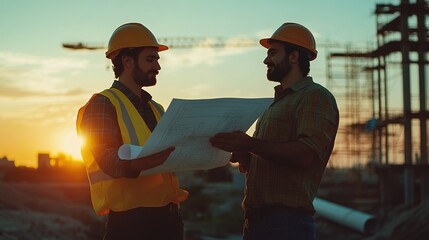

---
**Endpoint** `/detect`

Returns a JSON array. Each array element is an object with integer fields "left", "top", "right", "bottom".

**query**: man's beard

[
  {"left": 267, "top": 60, "right": 291, "bottom": 82},
  {"left": 132, "top": 66, "right": 158, "bottom": 87}
]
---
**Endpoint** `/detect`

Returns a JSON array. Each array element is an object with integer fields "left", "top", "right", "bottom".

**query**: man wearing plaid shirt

[{"left": 210, "top": 23, "right": 339, "bottom": 240}]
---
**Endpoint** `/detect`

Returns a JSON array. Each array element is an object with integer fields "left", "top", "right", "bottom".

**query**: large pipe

[{"left": 313, "top": 197, "right": 379, "bottom": 235}]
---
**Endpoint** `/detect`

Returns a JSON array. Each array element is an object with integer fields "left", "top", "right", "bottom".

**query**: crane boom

[{"left": 62, "top": 38, "right": 344, "bottom": 50}]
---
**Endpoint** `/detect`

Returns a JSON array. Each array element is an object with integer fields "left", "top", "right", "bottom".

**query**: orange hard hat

[
  {"left": 105, "top": 23, "right": 168, "bottom": 60},
  {"left": 260, "top": 22, "right": 317, "bottom": 61}
]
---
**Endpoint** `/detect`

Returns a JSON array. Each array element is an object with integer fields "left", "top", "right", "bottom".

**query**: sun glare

[{"left": 60, "top": 131, "right": 84, "bottom": 160}]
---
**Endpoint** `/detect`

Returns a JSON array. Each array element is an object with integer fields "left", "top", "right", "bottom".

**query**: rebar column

[
  {"left": 400, "top": 0, "right": 414, "bottom": 206},
  {"left": 417, "top": 0, "right": 429, "bottom": 201}
]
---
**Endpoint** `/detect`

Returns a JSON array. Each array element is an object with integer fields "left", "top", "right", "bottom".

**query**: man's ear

[
  {"left": 289, "top": 50, "right": 299, "bottom": 64},
  {"left": 122, "top": 55, "right": 134, "bottom": 70}
]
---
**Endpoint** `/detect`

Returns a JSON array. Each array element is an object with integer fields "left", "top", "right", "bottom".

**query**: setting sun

[{"left": 60, "top": 131, "right": 84, "bottom": 160}]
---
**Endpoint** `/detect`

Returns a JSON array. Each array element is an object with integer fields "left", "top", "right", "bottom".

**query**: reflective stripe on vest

[
  {"left": 84, "top": 89, "right": 158, "bottom": 185},
  {"left": 88, "top": 169, "right": 113, "bottom": 184},
  {"left": 105, "top": 89, "right": 139, "bottom": 145},
  {"left": 102, "top": 89, "right": 140, "bottom": 145},
  {"left": 150, "top": 99, "right": 164, "bottom": 117}
]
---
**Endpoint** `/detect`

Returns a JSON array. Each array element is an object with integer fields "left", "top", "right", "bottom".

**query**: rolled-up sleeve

[{"left": 297, "top": 88, "right": 339, "bottom": 163}]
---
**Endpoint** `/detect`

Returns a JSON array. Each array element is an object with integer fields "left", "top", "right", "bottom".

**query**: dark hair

[
  {"left": 112, "top": 47, "right": 144, "bottom": 78},
  {"left": 283, "top": 43, "right": 310, "bottom": 76}
]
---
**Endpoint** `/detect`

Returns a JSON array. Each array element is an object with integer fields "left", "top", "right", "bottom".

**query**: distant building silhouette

[
  {"left": 0, "top": 156, "right": 15, "bottom": 168},
  {"left": 0, "top": 156, "right": 16, "bottom": 180},
  {"left": 37, "top": 153, "right": 51, "bottom": 170},
  {"left": 37, "top": 152, "right": 73, "bottom": 169}
]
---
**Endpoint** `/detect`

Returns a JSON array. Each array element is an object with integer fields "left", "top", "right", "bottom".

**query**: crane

[
  {"left": 62, "top": 37, "right": 344, "bottom": 51},
  {"left": 62, "top": 42, "right": 105, "bottom": 50},
  {"left": 62, "top": 37, "right": 260, "bottom": 50}
]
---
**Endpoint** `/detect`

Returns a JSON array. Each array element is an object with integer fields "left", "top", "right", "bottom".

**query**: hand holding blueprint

[{"left": 118, "top": 97, "right": 272, "bottom": 175}]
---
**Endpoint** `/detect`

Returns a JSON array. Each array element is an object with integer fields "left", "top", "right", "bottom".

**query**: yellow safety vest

[{"left": 76, "top": 88, "right": 188, "bottom": 216}]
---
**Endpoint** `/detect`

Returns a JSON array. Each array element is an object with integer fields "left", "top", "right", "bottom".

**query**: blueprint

[{"left": 118, "top": 97, "right": 273, "bottom": 175}]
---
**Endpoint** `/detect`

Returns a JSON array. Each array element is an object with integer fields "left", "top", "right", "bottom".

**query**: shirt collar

[
  {"left": 111, "top": 80, "right": 152, "bottom": 103},
  {"left": 274, "top": 76, "right": 313, "bottom": 100}
]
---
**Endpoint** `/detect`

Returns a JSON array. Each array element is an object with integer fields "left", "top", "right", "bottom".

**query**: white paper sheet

[{"left": 118, "top": 97, "right": 272, "bottom": 175}]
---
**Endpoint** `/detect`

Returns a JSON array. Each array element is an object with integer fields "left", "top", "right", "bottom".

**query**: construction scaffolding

[
  {"left": 327, "top": 0, "right": 428, "bottom": 207},
  {"left": 326, "top": 44, "right": 374, "bottom": 168}
]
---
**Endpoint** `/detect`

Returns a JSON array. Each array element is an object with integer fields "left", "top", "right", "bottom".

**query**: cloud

[
  {"left": 255, "top": 29, "right": 273, "bottom": 39},
  {"left": 0, "top": 97, "right": 83, "bottom": 126},
  {"left": 0, "top": 82, "right": 87, "bottom": 98},
  {"left": 0, "top": 52, "right": 88, "bottom": 71},
  {"left": 0, "top": 52, "right": 91, "bottom": 124},
  {"left": 0, "top": 52, "right": 89, "bottom": 94}
]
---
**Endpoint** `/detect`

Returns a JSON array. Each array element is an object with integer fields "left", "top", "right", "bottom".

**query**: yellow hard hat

[
  {"left": 260, "top": 23, "right": 317, "bottom": 61},
  {"left": 105, "top": 23, "right": 168, "bottom": 60}
]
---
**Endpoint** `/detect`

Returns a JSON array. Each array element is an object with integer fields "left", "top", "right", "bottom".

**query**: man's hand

[
  {"left": 231, "top": 151, "right": 251, "bottom": 173},
  {"left": 130, "top": 147, "right": 175, "bottom": 171},
  {"left": 209, "top": 131, "right": 253, "bottom": 152}
]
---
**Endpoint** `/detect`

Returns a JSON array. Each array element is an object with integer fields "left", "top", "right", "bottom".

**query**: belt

[
  {"left": 245, "top": 205, "right": 313, "bottom": 221},
  {"left": 110, "top": 203, "right": 179, "bottom": 215}
]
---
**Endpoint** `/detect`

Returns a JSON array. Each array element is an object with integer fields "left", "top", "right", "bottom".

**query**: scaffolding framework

[
  {"left": 326, "top": 45, "right": 374, "bottom": 168},
  {"left": 327, "top": 0, "right": 429, "bottom": 206}
]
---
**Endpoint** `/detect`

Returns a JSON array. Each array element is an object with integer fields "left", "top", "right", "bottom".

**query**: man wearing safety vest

[
  {"left": 210, "top": 23, "right": 339, "bottom": 239},
  {"left": 76, "top": 23, "right": 188, "bottom": 240}
]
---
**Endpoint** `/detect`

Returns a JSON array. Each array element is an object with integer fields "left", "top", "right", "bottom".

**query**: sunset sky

[{"left": 0, "top": 0, "right": 401, "bottom": 167}]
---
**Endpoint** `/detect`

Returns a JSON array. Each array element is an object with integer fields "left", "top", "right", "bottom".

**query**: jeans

[{"left": 243, "top": 210, "right": 316, "bottom": 240}]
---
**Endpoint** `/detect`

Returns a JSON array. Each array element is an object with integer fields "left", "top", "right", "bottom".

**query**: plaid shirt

[
  {"left": 79, "top": 81, "right": 158, "bottom": 178},
  {"left": 244, "top": 77, "right": 339, "bottom": 214}
]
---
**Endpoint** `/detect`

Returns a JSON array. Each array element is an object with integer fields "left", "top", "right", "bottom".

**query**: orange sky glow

[{"left": 0, "top": 0, "right": 400, "bottom": 168}]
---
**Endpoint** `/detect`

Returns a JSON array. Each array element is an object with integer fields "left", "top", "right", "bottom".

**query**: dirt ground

[
  {"left": 0, "top": 182, "right": 105, "bottom": 240},
  {"left": 1, "top": 182, "right": 429, "bottom": 240}
]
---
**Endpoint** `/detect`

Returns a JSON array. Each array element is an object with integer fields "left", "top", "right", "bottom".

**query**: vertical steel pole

[{"left": 400, "top": 0, "right": 414, "bottom": 206}]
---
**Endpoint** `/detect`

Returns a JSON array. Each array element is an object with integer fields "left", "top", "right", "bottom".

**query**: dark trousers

[
  {"left": 244, "top": 206, "right": 315, "bottom": 240},
  {"left": 104, "top": 203, "right": 183, "bottom": 240}
]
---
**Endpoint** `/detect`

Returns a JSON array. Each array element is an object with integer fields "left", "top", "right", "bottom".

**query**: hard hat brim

[
  {"left": 106, "top": 44, "right": 169, "bottom": 60},
  {"left": 259, "top": 37, "right": 317, "bottom": 61},
  {"left": 158, "top": 44, "right": 169, "bottom": 52},
  {"left": 259, "top": 38, "right": 270, "bottom": 49}
]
